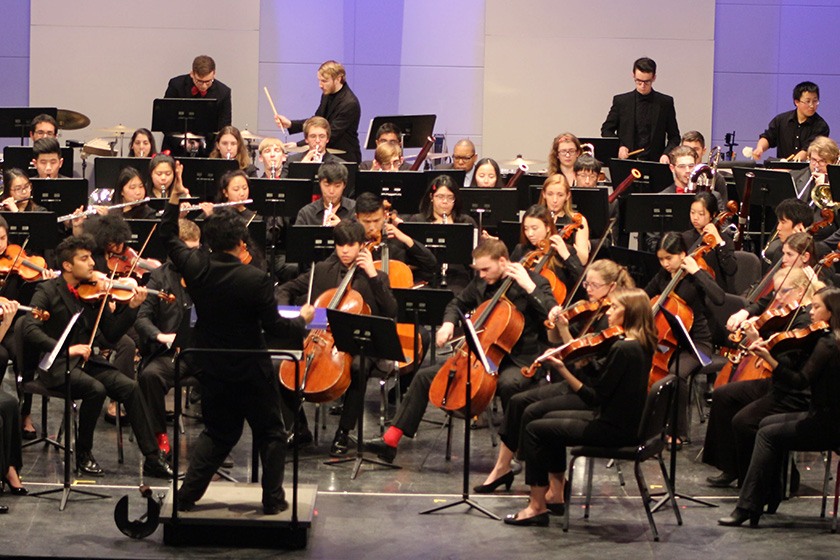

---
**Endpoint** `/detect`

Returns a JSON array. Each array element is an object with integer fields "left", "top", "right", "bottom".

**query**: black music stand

[
  {"left": 324, "top": 309, "right": 405, "bottom": 479},
  {"left": 518, "top": 174, "right": 548, "bottom": 208},
  {"left": 495, "top": 220, "right": 521, "bottom": 253},
  {"left": 571, "top": 187, "right": 611, "bottom": 238},
  {"left": 94, "top": 157, "right": 151, "bottom": 190},
  {"left": 732, "top": 167, "right": 798, "bottom": 250},
  {"left": 420, "top": 308, "right": 500, "bottom": 520},
  {"left": 151, "top": 98, "right": 218, "bottom": 138},
  {"left": 0, "top": 107, "right": 57, "bottom": 144},
  {"left": 354, "top": 170, "right": 426, "bottom": 214},
  {"left": 766, "top": 160, "right": 809, "bottom": 171},
  {"left": 177, "top": 157, "right": 238, "bottom": 201},
  {"left": 285, "top": 225, "right": 335, "bottom": 273},
  {"left": 0, "top": 212, "right": 58, "bottom": 254},
  {"left": 579, "top": 137, "right": 619, "bottom": 161},
  {"left": 364, "top": 115, "right": 437, "bottom": 150},
  {"left": 397, "top": 222, "right": 474, "bottom": 288},
  {"left": 622, "top": 193, "right": 694, "bottom": 237},
  {"left": 125, "top": 219, "right": 166, "bottom": 262},
  {"left": 609, "top": 159, "right": 672, "bottom": 193},
  {"left": 29, "top": 311, "right": 109, "bottom": 510},
  {"left": 426, "top": 169, "right": 466, "bottom": 189},
  {"left": 392, "top": 287, "right": 454, "bottom": 368},
  {"left": 461, "top": 188, "right": 520, "bottom": 229},
  {"left": 650, "top": 307, "right": 717, "bottom": 512},
  {"left": 822, "top": 165, "right": 840, "bottom": 206},
  {"left": 249, "top": 179, "right": 311, "bottom": 219},
  {"left": 288, "top": 162, "right": 358, "bottom": 197},
  {"left": 31, "top": 178, "right": 88, "bottom": 218},
  {"left": 4, "top": 146, "right": 74, "bottom": 178},
  {"left": 607, "top": 246, "right": 660, "bottom": 288}
]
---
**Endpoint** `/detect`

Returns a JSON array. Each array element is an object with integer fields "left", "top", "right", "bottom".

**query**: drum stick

[
  {"left": 263, "top": 87, "right": 286, "bottom": 135},
  {"left": 627, "top": 148, "right": 645, "bottom": 157}
]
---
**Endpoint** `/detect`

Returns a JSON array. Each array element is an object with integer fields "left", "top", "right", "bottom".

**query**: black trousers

[
  {"left": 738, "top": 412, "right": 840, "bottom": 512},
  {"left": 138, "top": 355, "right": 197, "bottom": 435},
  {"left": 702, "top": 379, "right": 808, "bottom": 482},
  {"left": 179, "top": 367, "right": 287, "bottom": 508},
  {"left": 44, "top": 360, "right": 157, "bottom": 456},
  {"left": 671, "top": 344, "right": 712, "bottom": 438},
  {"left": 0, "top": 392, "right": 23, "bottom": 475}
]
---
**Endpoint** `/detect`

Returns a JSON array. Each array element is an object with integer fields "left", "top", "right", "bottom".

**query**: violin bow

[
  {"left": 562, "top": 217, "right": 616, "bottom": 306},
  {"left": 121, "top": 224, "right": 157, "bottom": 279},
  {"left": 86, "top": 266, "right": 121, "bottom": 350},
  {"left": 306, "top": 265, "right": 315, "bottom": 305}
]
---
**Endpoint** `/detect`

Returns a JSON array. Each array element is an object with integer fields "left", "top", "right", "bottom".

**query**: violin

[
  {"left": 0, "top": 299, "right": 49, "bottom": 321},
  {"left": 545, "top": 297, "right": 611, "bottom": 333},
  {"left": 0, "top": 245, "right": 53, "bottom": 282},
  {"left": 714, "top": 200, "right": 739, "bottom": 229},
  {"left": 521, "top": 238, "right": 566, "bottom": 304},
  {"left": 77, "top": 270, "right": 175, "bottom": 303},
  {"left": 278, "top": 242, "right": 375, "bottom": 402},
  {"left": 559, "top": 212, "right": 584, "bottom": 240},
  {"left": 809, "top": 208, "right": 835, "bottom": 236},
  {"left": 521, "top": 326, "right": 624, "bottom": 378},
  {"left": 107, "top": 246, "right": 162, "bottom": 278}
]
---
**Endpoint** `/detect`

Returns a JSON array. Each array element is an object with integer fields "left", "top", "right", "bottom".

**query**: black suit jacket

[
  {"left": 600, "top": 90, "right": 679, "bottom": 161},
  {"left": 164, "top": 74, "right": 232, "bottom": 133},
  {"left": 280, "top": 150, "right": 344, "bottom": 178},
  {"left": 134, "top": 261, "right": 192, "bottom": 361},
  {"left": 289, "top": 83, "right": 362, "bottom": 163},
  {"left": 22, "top": 277, "right": 139, "bottom": 386}
]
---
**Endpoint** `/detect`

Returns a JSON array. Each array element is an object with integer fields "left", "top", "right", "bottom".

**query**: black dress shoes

[
  {"left": 545, "top": 502, "right": 565, "bottom": 516},
  {"left": 143, "top": 452, "right": 175, "bottom": 479},
  {"left": 473, "top": 471, "right": 514, "bottom": 494},
  {"left": 287, "top": 429, "right": 314, "bottom": 449},
  {"left": 21, "top": 428, "right": 37, "bottom": 441},
  {"left": 0, "top": 504, "right": 8, "bottom": 514},
  {"left": 706, "top": 471, "right": 738, "bottom": 488},
  {"left": 329, "top": 429, "right": 350, "bottom": 458},
  {"left": 718, "top": 507, "right": 761, "bottom": 527},
  {"left": 503, "top": 511, "right": 550, "bottom": 527},
  {"left": 263, "top": 499, "right": 289, "bottom": 515},
  {"left": 363, "top": 437, "right": 397, "bottom": 463},
  {"left": 76, "top": 451, "right": 104, "bottom": 476},
  {"left": 1, "top": 479, "right": 28, "bottom": 496}
]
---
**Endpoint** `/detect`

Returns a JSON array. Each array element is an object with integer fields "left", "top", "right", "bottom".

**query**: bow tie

[
  {"left": 67, "top": 283, "right": 80, "bottom": 300},
  {"left": 191, "top": 86, "right": 208, "bottom": 97}
]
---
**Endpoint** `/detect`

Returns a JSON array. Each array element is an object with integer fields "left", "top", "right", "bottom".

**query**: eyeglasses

[
  {"left": 557, "top": 149, "right": 579, "bottom": 156},
  {"left": 11, "top": 183, "right": 32, "bottom": 194},
  {"left": 797, "top": 99, "right": 819, "bottom": 107},
  {"left": 583, "top": 280, "right": 607, "bottom": 290},
  {"left": 675, "top": 163, "right": 695, "bottom": 170},
  {"left": 193, "top": 76, "right": 214, "bottom": 86},
  {"left": 453, "top": 154, "right": 475, "bottom": 162},
  {"left": 433, "top": 194, "right": 455, "bottom": 202},
  {"left": 32, "top": 130, "right": 56, "bottom": 138},
  {"left": 634, "top": 79, "right": 653, "bottom": 86}
]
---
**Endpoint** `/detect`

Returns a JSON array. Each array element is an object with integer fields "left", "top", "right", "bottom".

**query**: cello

[{"left": 278, "top": 244, "right": 373, "bottom": 403}]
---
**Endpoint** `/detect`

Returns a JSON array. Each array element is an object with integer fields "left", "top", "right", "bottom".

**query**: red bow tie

[
  {"left": 67, "top": 283, "right": 80, "bottom": 300},
  {"left": 191, "top": 86, "right": 208, "bottom": 97}
]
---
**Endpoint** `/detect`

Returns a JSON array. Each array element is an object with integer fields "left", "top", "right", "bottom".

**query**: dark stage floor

[{"left": 2, "top": 372, "right": 839, "bottom": 559}]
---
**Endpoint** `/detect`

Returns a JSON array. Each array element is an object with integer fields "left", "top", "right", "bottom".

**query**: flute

[
  {"left": 179, "top": 199, "right": 253, "bottom": 213},
  {"left": 57, "top": 198, "right": 151, "bottom": 223}
]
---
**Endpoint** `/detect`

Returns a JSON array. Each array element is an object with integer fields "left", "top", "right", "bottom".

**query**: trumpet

[
  {"left": 179, "top": 199, "right": 253, "bottom": 213},
  {"left": 57, "top": 198, "right": 151, "bottom": 223}
]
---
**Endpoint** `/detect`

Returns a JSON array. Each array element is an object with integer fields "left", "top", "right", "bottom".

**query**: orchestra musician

[
  {"left": 275, "top": 220, "right": 397, "bottom": 457},
  {"left": 471, "top": 158, "right": 502, "bottom": 188},
  {"left": 209, "top": 125, "right": 258, "bottom": 177},
  {"left": 366, "top": 142, "right": 404, "bottom": 172},
  {"left": 719, "top": 287, "right": 840, "bottom": 527},
  {"left": 537, "top": 174, "right": 590, "bottom": 266},
  {"left": 258, "top": 137, "right": 287, "bottom": 179},
  {"left": 363, "top": 238, "right": 557, "bottom": 464},
  {"left": 512, "top": 204, "right": 581, "bottom": 293},
  {"left": 600, "top": 57, "right": 679, "bottom": 163},
  {"left": 20, "top": 235, "right": 173, "bottom": 478},
  {"left": 683, "top": 191, "right": 738, "bottom": 292},
  {"left": 148, "top": 153, "right": 178, "bottom": 199},
  {"left": 680, "top": 131, "right": 727, "bottom": 209},
  {"left": 358, "top": 123, "right": 411, "bottom": 171},
  {"left": 704, "top": 267, "right": 820, "bottom": 489},
  {"left": 475, "top": 261, "right": 634, "bottom": 495},
  {"left": 504, "top": 288, "right": 656, "bottom": 526},
  {"left": 110, "top": 167, "right": 156, "bottom": 219},
  {"left": 128, "top": 128, "right": 156, "bottom": 158},
  {"left": 572, "top": 154, "right": 602, "bottom": 188},
  {"left": 1, "top": 168, "right": 46, "bottom": 212},
  {"left": 1, "top": 297, "right": 27, "bottom": 511},
  {"left": 280, "top": 117, "right": 344, "bottom": 178},
  {"left": 762, "top": 200, "right": 818, "bottom": 270},
  {"left": 750, "top": 81, "right": 828, "bottom": 162},
  {"left": 435, "top": 139, "right": 477, "bottom": 186},
  {"left": 32, "top": 138, "right": 64, "bottom": 179},
  {"left": 645, "top": 232, "right": 726, "bottom": 444},
  {"left": 295, "top": 161, "right": 355, "bottom": 226},
  {"left": 28, "top": 113, "right": 58, "bottom": 145},
  {"left": 162, "top": 177, "right": 313, "bottom": 515},
  {"left": 273, "top": 60, "right": 362, "bottom": 164},
  {"left": 547, "top": 133, "right": 582, "bottom": 188}
]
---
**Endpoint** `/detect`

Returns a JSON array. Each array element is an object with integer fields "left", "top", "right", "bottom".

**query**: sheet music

[{"left": 38, "top": 310, "right": 82, "bottom": 371}]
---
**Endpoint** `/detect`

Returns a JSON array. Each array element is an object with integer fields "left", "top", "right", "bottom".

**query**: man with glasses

[
  {"left": 358, "top": 123, "right": 411, "bottom": 170},
  {"left": 750, "top": 81, "right": 829, "bottom": 162},
  {"left": 164, "top": 55, "right": 232, "bottom": 156},
  {"left": 280, "top": 117, "right": 344, "bottom": 179},
  {"left": 29, "top": 114, "right": 58, "bottom": 145},
  {"left": 601, "top": 57, "right": 680, "bottom": 164},
  {"left": 436, "top": 139, "right": 478, "bottom": 186}
]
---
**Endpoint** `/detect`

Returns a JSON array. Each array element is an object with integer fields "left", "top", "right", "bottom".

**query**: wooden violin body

[
  {"left": 522, "top": 326, "right": 624, "bottom": 378},
  {"left": 0, "top": 245, "right": 51, "bottom": 282}
]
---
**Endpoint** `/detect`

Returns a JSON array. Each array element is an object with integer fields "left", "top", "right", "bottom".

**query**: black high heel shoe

[
  {"left": 718, "top": 507, "right": 761, "bottom": 527},
  {"left": 0, "top": 477, "right": 28, "bottom": 496},
  {"left": 765, "top": 496, "right": 782, "bottom": 514},
  {"left": 473, "top": 471, "right": 514, "bottom": 494}
]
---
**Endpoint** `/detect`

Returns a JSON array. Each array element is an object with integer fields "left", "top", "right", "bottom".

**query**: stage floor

[{"left": 2, "top": 375, "right": 839, "bottom": 559}]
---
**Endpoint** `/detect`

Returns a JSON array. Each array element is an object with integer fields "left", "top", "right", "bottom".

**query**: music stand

[
  {"left": 518, "top": 174, "right": 549, "bottom": 208},
  {"left": 398, "top": 222, "right": 474, "bottom": 288},
  {"left": 151, "top": 98, "right": 218, "bottom": 137},
  {"left": 732, "top": 167, "right": 798, "bottom": 249},
  {"left": 249, "top": 179, "right": 311, "bottom": 219},
  {"left": 285, "top": 225, "right": 335, "bottom": 267},
  {"left": 94, "top": 156, "right": 151, "bottom": 190},
  {"left": 607, "top": 246, "right": 661, "bottom": 288},
  {"left": 823, "top": 165, "right": 840, "bottom": 205},
  {"left": 364, "top": 115, "right": 437, "bottom": 150},
  {"left": 496, "top": 220, "right": 521, "bottom": 253},
  {"left": 0, "top": 212, "right": 59, "bottom": 255},
  {"left": 460, "top": 188, "right": 520, "bottom": 228},
  {"left": 579, "top": 137, "right": 619, "bottom": 161},
  {"left": 571, "top": 187, "right": 610, "bottom": 238},
  {"left": 426, "top": 169, "right": 466, "bottom": 190},
  {"left": 766, "top": 160, "right": 809, "bottom": 171},
  {"left": 420, "top": 308, "right": 500, "bottom": 520},
  {"left": 622, "top": 193, "right": 694, "bottom": 236},
  {"left": 324, "top": 309, "right": 405, "bottom": 479},
  {"left": 31, "top": 178, "right": 88, "bottom": 218},
  {"left": 608, "top": 159, "right": 673, "bottom": 193},
  {"left": 177, "top": 157, "right": 238, "bottom": 201},
  {"left": 125, "top": 219, "right": 166, "bottom": 262},
  {"left": 0, "top": 107, "right": 57, "bottom": 144},
  {"left": 4, "top": 146, "right": 74, "bottom": 178},
  {"left": 354, "top": 171, "right": 426, "bottom": 215},
  {"left": 392, "top": 287, "right": 454, "bottom": 368},
  {"left": 650, "top": 306, "right": 717, "bottom": 511}
]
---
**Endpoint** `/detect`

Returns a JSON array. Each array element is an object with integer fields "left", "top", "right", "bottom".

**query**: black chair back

[
  {"left": 732, "top": 251, "right": 762, "bottom": 296},
  {"left": 637, "top": 375, "right": 676, "bottom": 444}
]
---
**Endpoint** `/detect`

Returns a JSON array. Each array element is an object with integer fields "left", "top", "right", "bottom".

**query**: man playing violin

[
  {"left": 295, "top": 161, "right": 355, "bottom": 227},
  {"left": 275, "top": 220, "right": 397, "bottom": 457},
  {"left": 20, "top": 235, "right": 174, "bottom": 478},
  {"left": 364, "top": 238, "right": 557, "bottom": 464}
]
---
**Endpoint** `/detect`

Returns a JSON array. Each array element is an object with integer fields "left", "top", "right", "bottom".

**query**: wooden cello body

[{"left": 374, "top": 244, "right": 423, "bottom": 375}]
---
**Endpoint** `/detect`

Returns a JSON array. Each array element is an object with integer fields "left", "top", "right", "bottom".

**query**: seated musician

[
  {"left": 538, "top": 174, "right": 590, "bottom": 266},
  {"left": 128, "top": 128, "right": 156, "bottom": 158},
  {"left": 548, "top": 132, "right": 582, "bottom": 188},
  {"left": 358, "top": 122, "right": 411, "bottom": 171},
  {"left": 704, "top": 267, "right": 820, "bottom": 489},
  {"left": 435, "top": 139, "right": 477, "bottom": 186},
  {"left": 476, "top": 260, "right": 634, "bottom": 494},
  {"left": 512, "top": 204, "right": 581, "bottom": 296},
  {"left": 199, "top": 169, "right": 257, "bottom": 222},
  {"left": 29, "top": 113, "right": 58, "bottom": 145},
  {"left": 645, "top": 232, "right": 726, "bottom": 444},
  {"left": 762, "top": 198, "right": 814, "bottom": 265},
  {"left": 363, "top": 238, "right": 557, "bottom": 463},
  {"left": 504, "top": 288, "right": 657, "bottom": 526},
  {"left": 209, "top": 125, "right": 257, "bottom": 177},
  {"left": 295, "top": 161, "right": 355, "bottom": 226},
  {"left": 1, "top": 168, "right": 46, "bottom": 212},
  {"left": 275, "top": 220, "right": 398, "bottom": 457},
  {"left": 749, "top": 81, "right": 827, "bottom": 163},
  {"left": 572, "top": 154, "right": 602, "bottom": 188},
  {"left": 110, "top": 167, "right": 156, "bottom": 219},
  {"left": 32, "top": 137, "right": 65, "bottom": 179},
  {"left": 792, "top": 136, "right": 838, "bottom": 200},
  {"left": 136, "top": 219, "right": 201, "bottom": 458},
  {"left": 20, "top": 235, "right": 173, "bottom": 478},
  {"left": 680, "top": 130, "right": 727, "bottom": 209},
  {"left": 719, "top": 287, "right": 840, "bottom": 527},
  {"left": 368, "top": 142, "right": 404, "bottom": 172},
  {"left": 258, "top": 137, "right": 287, "bottom": 179},
  {"left": 280, "top": 117, "right": 344, "bottom": 178},
  {"left": 683, "top": 192, "right": 737, "bottom": 292},
  {"left": 148, "top": 153, "right": 178, "bottom": 199},
  {"left": 406, "top": 174, "right": 477, "bottom": 293},
  {"left": 471, "top": 158, "right": 502, "bottom": 188}
]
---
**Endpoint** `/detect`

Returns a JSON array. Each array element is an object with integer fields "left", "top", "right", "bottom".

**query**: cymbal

[
  {"left": 171, "top": 132, "right": 205, "bottom": 140},
  {"left": 57, "top": 109, "right": 90, "bottom": 130},
  {"left": 287, "top": 145, "right": 346, "bottom": 155},
  {"left": 240, "top": 129, "right": 262, "bottom": 141},
  {"left": 426, "top": 152, "right": 450, "bottom": 160},
  {"left": 500, "top": 156, "right": 545, "bottom": 168},
  {"left": 100, "top": 124, "right": 134, "bottom": 135},
  {"left": 82, "top": 138, "right": 116, "bottom": 157}
]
